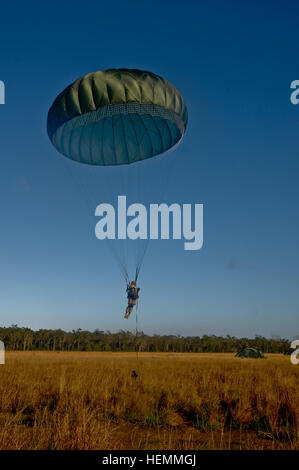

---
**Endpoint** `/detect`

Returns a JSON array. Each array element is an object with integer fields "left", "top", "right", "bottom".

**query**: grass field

[{"left": 0, "top": 352, "right": 298, "bottom": 450}]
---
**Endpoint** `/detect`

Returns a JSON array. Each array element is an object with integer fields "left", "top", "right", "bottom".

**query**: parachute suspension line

[
  {"left": 124, "top": 164, "right": 129, "bottom": 278},
  {"left": 118, "top": 162, "right": 129, "bottom": 280},
  {"left": 106, "top": 239, "right": 129, "bottom": 283},
  {"left": 60, "top": 156, "right": 130, "bottom": 283},
  {"left": 132, "top": 150, "right": 179, "bottom": 282},
  {"left": 135, "top": 159, "right": 143, "bottom": 276},
  {"left": 61, "top": 155, "right": 95, "bottom": 219}
]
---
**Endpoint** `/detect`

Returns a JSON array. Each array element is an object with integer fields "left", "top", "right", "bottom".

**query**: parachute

[
  {"left": 47, "top": 69, "right": 187, "bottom": 166},
  {"left": 235, "top": 347, "right": 264, "bottom": 358},
  {"left": 47, "top": 68, "right": 188, "bottom": 285}
]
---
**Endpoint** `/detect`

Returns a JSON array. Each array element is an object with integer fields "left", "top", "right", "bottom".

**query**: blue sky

[{"left": 0, "top": 0, "right": 298, "bottom": 338}]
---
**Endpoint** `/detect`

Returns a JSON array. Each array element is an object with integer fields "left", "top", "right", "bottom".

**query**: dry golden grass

[{"left": 0, "top": 352, "right": 298, "bottom": 450}]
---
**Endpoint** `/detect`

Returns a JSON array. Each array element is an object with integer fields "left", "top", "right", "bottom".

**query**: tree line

[{"left": 0, "top": 325, "right": 292, "bottom": 353}]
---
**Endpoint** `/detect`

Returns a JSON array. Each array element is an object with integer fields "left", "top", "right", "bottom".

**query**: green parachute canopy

[
  {"left": 235, "top": 347, "right": 264, "bottom": 358},
  {"left": 47, "top": 68, "right": 188, "bottom": 165}
]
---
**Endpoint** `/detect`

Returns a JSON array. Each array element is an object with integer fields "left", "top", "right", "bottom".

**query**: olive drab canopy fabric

[
  {"left": 47, "top": 69, "right": 188, "bottom": 165},
  {"left": 236, "top": 347, "right": 264, "bottom": 358}
]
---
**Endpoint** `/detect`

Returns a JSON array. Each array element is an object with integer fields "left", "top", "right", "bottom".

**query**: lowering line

[{"left": 135, "top": 299, "right": 139, "bottom": 363}]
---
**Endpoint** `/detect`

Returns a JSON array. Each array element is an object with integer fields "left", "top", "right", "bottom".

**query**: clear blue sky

[{"left": 0, "top": 0, "right": 298, "bottom": 338}]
